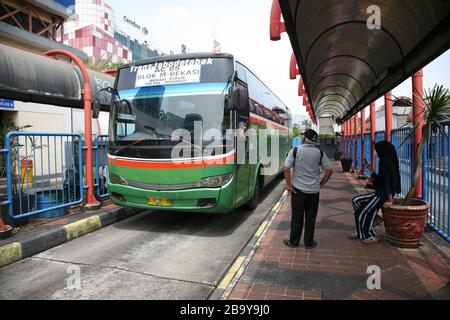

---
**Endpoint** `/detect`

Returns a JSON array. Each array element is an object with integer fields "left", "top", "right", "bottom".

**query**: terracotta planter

[
  {"left": 340, "top": 159, "right": 352, "bottom": 172},
  {"left": 382, "top": 199, "right": 429, "bottom": 249}
]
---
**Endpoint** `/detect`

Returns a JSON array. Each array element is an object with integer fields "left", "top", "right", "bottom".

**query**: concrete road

[{"left": 0, "top": 180, "right": 285, "bottom": 300}]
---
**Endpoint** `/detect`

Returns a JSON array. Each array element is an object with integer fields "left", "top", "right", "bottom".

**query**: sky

[{"left": 106, "top": 0, "right": 450, "bottom": 121}]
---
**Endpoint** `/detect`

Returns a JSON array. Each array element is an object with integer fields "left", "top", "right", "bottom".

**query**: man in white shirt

[{"left": 283, "top": 129, "right": 334, "bottom": 249}]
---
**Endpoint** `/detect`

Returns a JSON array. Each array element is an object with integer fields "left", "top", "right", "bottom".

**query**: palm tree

[
  {"left": 302, "top": 119, "right": 312, "bottom": 130},
  {"left": 83, "top": 57, "right": 124, "bottom": 72},
  {"left": 399, "top": 85, "right": 450, "bottom": 205}
]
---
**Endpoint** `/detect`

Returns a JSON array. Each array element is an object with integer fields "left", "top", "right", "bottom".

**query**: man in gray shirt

[{"left": 283, "top": 129, "right": 334, "bottom": 249}]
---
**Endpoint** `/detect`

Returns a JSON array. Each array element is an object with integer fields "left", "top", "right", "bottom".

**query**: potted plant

[
  {"left": 382, "top": 85, "right": 450, "bottom": 248},
  {"left": 340, "top": 156, "right": 353, "bottom": 172},
  {"left": 334, "top": 150, "right": 343, "bottom": 161},
  {"left": 337, "top": 134, "right": 353, "bottom": 171}
]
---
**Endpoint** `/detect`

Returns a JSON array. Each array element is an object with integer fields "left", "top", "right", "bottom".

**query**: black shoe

[
  {"left": 305, "top": 241, "right": 317, "bottom": 249},
  {"left": 283, "top": 239, "right": 298, "bottom": 248}
]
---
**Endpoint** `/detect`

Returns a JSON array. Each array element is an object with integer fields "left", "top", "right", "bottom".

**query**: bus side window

[
  {"left": 117, "top": 123, "right": 125, "bottom": 139},
  {"left": 116, "top": 99, "right": 137, "bottom": 138},
  {"left": 116, "top": 122, "right": 136, "bottom": 139},
  {"left": 235, "top": 62, "right": 247, "bottom": 83},
  {"left": 126, "top": 124, "right": 136, "bottom": 135}
]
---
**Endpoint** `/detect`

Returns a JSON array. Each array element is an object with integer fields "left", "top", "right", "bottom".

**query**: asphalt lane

[{"left": 0, "top": 179, "right": 285, "bottom": 300}]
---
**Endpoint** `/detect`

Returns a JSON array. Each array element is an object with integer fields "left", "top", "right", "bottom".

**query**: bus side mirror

[
  {"left": 232, "top": 87, "right": 241, "bottom": 111},
  {"left": 93, "top": 87, "right": 114, "bottom": 119},
  {"left": 235, "top": 86, "right": 250, "bottom": 117}
]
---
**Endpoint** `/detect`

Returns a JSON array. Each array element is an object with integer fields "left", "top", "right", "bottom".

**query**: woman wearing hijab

[{"left": 350, "top": 141, "right": 402, "bottom": 244}]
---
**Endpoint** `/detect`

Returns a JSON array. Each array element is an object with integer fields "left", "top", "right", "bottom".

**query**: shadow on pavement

[{"left": 112, "top": 178, "right": 285, "bottom": 238}]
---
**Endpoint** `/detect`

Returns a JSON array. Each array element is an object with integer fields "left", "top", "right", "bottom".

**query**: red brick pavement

[
  {"left": 226, "top": 163, "right": 450, "bottom": 300},
  {"left": 229, "top": 282, "right": 323, "bottom": 301}
]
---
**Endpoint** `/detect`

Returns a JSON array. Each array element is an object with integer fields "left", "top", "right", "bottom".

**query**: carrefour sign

[{"left": 123, "top": 16, "right": 149, "bottom": 35}]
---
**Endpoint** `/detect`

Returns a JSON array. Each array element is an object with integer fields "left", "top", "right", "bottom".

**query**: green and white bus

[{"left": 105, "top": 53, "right": 292, "bottom": 213}]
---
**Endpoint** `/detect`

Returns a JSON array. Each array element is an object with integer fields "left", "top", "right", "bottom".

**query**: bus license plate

[{"left": 148, "top": 198, "right": 173, "bottom": 207}]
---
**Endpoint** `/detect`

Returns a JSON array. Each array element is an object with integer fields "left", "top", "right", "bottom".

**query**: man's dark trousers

[{"left": 290, "top": 188, "right": 320, "bottom": 247}]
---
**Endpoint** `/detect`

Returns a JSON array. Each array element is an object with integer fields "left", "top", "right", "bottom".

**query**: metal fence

[
  {"left": 94, "top": 135, "right": 109, "bottom": 198},
  {"left": 356, "top": 135, "right": 362, "bottom": 169},
  {"left": 3, "top": 132, "right": 84, "bottom": 220},
  {"left": 348, "top": 126, "right": 450, "bottom": 243},
  {"left": 363, "top": 133, "right": 371, "bottom": 176},
  {"left": 391, "top": 127, "right": 413, "bottom": 197},
  {"left": 374, "top": 131, "right": 385, "bottom": 174},
  {"left": 0, "top": 147, "right": 9, "bottom": 217},
  {"left": 424, "top": 123, "right": 450, "bottom": 242},
  {"left": 346, "top": 137, "right": 352, "bottom": 159},
  {"left": 0, "top": 148, "right": 6, "bottom": 179}
]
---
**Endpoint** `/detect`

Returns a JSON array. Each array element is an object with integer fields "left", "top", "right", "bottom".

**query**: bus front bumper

[{"left": 107, "top": 178, "right": 236, "bottom": 214}]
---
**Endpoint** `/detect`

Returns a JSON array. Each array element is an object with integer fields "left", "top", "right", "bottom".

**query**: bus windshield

[
  {"left": 112, "top": 87, "right": 230, "bottom": 143},
  {"left": 109, "top": 56, "right": 234, "bottom": 158}
]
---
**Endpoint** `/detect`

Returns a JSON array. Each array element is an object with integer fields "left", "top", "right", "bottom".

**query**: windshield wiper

[
  {"left": 114, "top": 139, "right": 149, "bottom": 156},
  {"left": 222, "top": 72, "right": 235, "bottom": 97},
  {"left": 144, "top": 126, "right": 203, "bottom": 151}
]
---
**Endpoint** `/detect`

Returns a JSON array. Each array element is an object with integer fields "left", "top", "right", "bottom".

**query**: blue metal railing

[
  {"left": 351, "top": 125, "right": 449, "bottom": 243},
  {"left": 4, "top": 132, "right": 84, "bottom": 219},
  {"left": 0, "top": 148, "right": 11, "bottom": 215},
  {"left": 346, "top": 137, "right": 351, "bottom": 158},
  {"left": 356, "top": 135, "right": 362, "bottom": 169},
  {"left": 373, "top": 131, "right": 385, "bottom": 174},
  {"left": 94, "top": 134, "right": 109, "bottom": 198},
  {"left": 423, "top": 124, "right": 450, "bottom": 242},
  {"left": 363, "top": 133, "right": 371, "bottom": 176},
  {"left": 391, "top": 127, "right": 413, "bottom": 197}
]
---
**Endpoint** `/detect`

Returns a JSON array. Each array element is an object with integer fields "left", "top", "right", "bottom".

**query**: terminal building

[
  {"left": 0, "top": 0, "right": 161, "bottom": 146},
  {"left": 0, "top": 0, "right": 82, "bottom": 57},
  {"left": 0, "top": 0, "right": 114, "bottom": 157},
  {"left": 0, "top": 0, "right": 94, "bottom": 136},
  {"left": 61, "top": 0, "right": 160, "bottom": 64}
]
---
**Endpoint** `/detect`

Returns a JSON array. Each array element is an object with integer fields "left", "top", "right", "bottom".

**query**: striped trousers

[{"left": 352, "top": 193, "right": 385, "bottom": 240}]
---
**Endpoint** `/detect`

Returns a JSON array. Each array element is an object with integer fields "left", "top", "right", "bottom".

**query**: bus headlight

[
  {"left": 109, "top": 172, "right": 128, "bottom": 186},
  {"left": 198, "top": 174, "right": 233, "bottom": 188}
]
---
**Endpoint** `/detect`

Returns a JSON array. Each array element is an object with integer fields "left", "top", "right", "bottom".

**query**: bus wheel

[{"left": 246, "top": 174, "right": 261, "bottom": 211}]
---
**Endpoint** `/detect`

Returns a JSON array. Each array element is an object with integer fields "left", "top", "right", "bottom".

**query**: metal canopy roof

[
  {"left": 0, "top": 43, "right": 114, "bottom": 111},
  {"left": 279, "top": 0, "right": 450, "bottom": 124}
]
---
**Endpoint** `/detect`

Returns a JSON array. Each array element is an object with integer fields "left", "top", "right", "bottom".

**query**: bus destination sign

[{"left": 132, "top": 58, "right": 214, "bottom": 87}]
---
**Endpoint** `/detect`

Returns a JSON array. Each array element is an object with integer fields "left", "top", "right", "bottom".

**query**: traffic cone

[{"left": 0, "top": 206, "right": 12, "bottom": 240}]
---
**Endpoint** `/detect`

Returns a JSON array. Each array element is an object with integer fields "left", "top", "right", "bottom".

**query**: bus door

[{"left": 234, "top": 81, "right": 250, "bottom": 206}]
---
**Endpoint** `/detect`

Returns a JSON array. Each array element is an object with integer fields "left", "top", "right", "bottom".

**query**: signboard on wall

[
  {"left": 0, "top": 99, "right": 14, "bottom": 109},
  {"left": 54, "top": 0, "right": 75, "bottom": 7}
]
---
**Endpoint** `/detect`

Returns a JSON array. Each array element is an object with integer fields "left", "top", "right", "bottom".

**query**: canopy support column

[
  {"left": 44, "top": 50, "right": 101, "bottom": 211},
  {"left": 413, "top": 69, "right": 424, "bottom": 198},
  {"left": 385, "top": 91, "right": 393, "bottom": 142},
  {"left": 361, "top": 108, "right": 366, "bottom": 170},
  {"left": 370, "top": 102, "right": 376, "bottom": 171},
  {"left": 355, "top": 117, "right": 358, "bottom": 164},
  {"left": 342, "top": 123, "right": 346, "bottom": 156}
]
